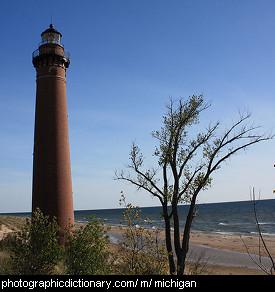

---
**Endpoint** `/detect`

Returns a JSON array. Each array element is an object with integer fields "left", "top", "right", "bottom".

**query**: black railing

[{"left": 32, "top": 48, "right": 70, "bottom": 62}]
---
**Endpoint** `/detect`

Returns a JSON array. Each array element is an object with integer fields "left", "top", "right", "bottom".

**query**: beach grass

[{"left": 0, "top": 215, "right": 25, "bottom": 231}]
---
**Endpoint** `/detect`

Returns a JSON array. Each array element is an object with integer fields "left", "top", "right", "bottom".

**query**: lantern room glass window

[{"left": 41, "top": 32, "right": 61, "bottom": 45}]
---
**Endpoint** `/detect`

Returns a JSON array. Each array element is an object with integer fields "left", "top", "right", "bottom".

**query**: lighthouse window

[
  {"left": 48, "top": 34, "right": 54, "bottom": 43},
  {"left": 42, "top": 33, "right": 61, "bottom": 45}
]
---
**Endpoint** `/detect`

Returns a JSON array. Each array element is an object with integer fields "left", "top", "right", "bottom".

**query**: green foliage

[
  {"left": 0, "top": 212, "right": 112, "bottom": 275},
  {"left": 152, "top": 95, "right": 206, "bottom": 166},
  {"left": 118, "top": 193, "right": 169, "bottom": 275},
  {"left": 0, "top": 234, "right": 14, "bottom": 275},
  {"left": 63, "top": 216, "right": 112, "bottom": 275},
  {"left": 9, "top": 208, "right": 62, "bottom": 275},
  {"left": 116, "top": 95, "right": 272, "bottom": 274}
]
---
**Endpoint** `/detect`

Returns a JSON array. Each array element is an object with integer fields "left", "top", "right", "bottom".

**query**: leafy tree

[
  {"left": 9, "top": 208, "right": 62, "bottom": 275},
  {"left": 115, "top": 95, "right": 273, "bottom": 274},
  {"left": 63, "top": 216, "right": 111, "bottom": 275},
  {"left": 117, "top": 193, "right": 169, "bottom": 274}
]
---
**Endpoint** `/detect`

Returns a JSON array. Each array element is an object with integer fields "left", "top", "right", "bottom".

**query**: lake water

[
  {"left": 74, "top": 199, "right": 275, "bottom": 237},
  {"left": 3, "top": 199, "right": 275, "bottom": 237}
]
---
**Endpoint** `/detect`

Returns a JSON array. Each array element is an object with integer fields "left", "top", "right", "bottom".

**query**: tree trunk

[
  {"left": 172, "top": 199, "right": 184, "bottom": 274},
  {"left": 162, "top": 203, "right": 176, "bottom": 274},
  {"left": 179, "top": 194, "right": 197, "bottom": 274}
]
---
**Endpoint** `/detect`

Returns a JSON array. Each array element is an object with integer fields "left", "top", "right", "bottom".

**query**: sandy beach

[
  {"left": 107, "top": 225, "right": 275, "bottom": 275},
  {"left": 1, "top": 217, "right": 274, "bottom": 275}
]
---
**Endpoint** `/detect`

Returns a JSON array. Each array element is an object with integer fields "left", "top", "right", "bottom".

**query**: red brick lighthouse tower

[{"left": 32, "top": 24, "right": 74, "bottom": 243}]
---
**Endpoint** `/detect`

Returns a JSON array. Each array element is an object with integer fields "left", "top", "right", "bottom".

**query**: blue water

[
  {"left": 74, "top": 199, "right": 275, "bottom": 237},
  {"left": 2, "top": 199, "right": 275, "bottom": 237}
]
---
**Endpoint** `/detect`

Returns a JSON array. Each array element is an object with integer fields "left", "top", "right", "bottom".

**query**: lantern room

[{"left": 41, "top": 24, "right": 63, "bottom": 46}]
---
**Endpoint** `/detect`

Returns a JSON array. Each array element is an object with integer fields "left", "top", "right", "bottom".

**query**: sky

[{"left": 0, "top": 0, "right": 274, "bottom": 212}]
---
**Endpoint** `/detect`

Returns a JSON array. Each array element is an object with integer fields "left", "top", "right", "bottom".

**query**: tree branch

[
  {"left": 178, "top": 122, "right": 219, "bottom": 180},
  {"left": 114, "top": 170, "right": 164, "bottom": 203}
]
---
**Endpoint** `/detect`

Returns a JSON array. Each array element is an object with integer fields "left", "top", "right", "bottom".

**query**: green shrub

[
  {"left": 9, "top": 208, "right": 62, "bottom": 275},
  {"left": 63, "top": 216, "right": 112, "bottom": 275},
  {"left": 117, "top": 194, "right": 169, "bottom": 275},
  {"left": 0, "top": 251, "right": 13, "bottom": 275},
  {"left": 0, "top": 233, "right": 15, "bottom": 252}
]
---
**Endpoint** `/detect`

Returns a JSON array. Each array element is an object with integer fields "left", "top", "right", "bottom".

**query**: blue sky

[{"left": 0, "top": 0, "right": 274, "bottom": 212}]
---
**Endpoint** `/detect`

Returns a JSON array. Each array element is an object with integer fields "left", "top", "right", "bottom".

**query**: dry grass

[{"left": 0, "top": 215, "right": 26, "bottom": 231}]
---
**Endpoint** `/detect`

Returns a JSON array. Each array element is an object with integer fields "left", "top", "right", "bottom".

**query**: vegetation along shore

[{"left": 0, "top": 213, "right": 274, "bottom": 275}]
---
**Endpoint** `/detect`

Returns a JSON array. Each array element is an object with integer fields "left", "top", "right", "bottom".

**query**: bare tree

[
  {"left": 241, "top": 188, "right": 275, "bottom": 275},
  {"left": 115, "top": 95, "right": 273, "bottom": 275}
]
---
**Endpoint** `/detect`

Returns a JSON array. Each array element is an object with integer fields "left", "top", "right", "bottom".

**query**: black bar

[{"left": 0, "top": 275, "right": 273, "bottom": 291}]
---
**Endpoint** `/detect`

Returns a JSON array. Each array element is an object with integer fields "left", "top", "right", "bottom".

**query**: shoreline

[
  {"left": 106, "top": 224, "right": 275, "bottom": 274},
  {"left": 1, "top": 217, "right": 274, "bottom": 274},
  {"left": 105, "top": 224, "right": 275, "bottom": 257}
]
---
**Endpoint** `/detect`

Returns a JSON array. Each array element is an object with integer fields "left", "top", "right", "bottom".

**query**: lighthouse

[{"left": 32, "top": 24, "right": 74, "bottom": 244}]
